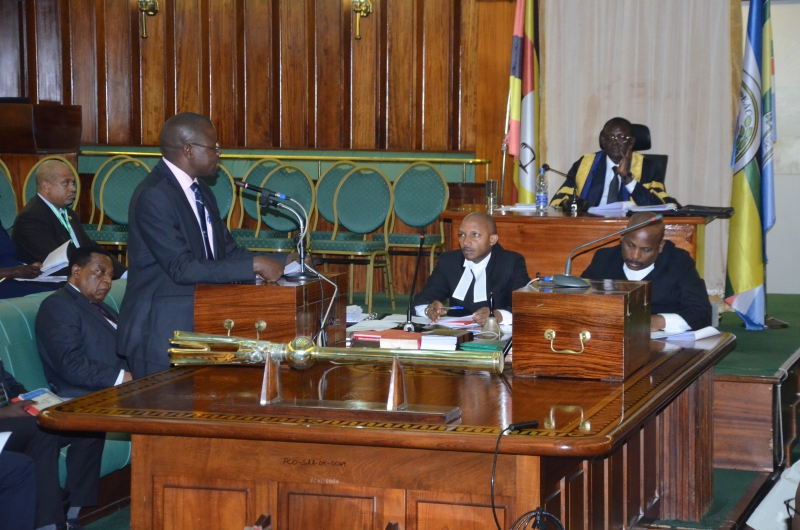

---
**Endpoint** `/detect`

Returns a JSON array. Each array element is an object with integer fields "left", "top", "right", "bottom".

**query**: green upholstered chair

[
  {"left": 23, "top": 156, "right": 82, "bottom": 211},
  {"left": 82, "top": 155, "right": 135, "bottom": 242},
  {"left": 309, "top": 166, "right": 396, "bottom": 313},
  {"left": 234, "top": 164, "right": 315, "bottom": 252},
  {"left": 231, "top": 158, "right": 286, "bottom": 244},
  {"left": 0, "top": 159, "right": 17, "bottom": 229},
  {"left": 199, "top": 163, "right": 236, "bottom": 230},
  {"left": 310, "top": 161, "right": 362, "bottom": 242},
  {"left": 381, "top": 162, "right": 449, "bottom": 273},
  {"left": 89, "top": 158, "right": 151, "bottom": 246}
]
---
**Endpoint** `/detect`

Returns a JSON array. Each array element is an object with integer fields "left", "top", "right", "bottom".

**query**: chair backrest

[
  {"left": 392, "top": 162, "right": 449, "bottom": 229},
  {"left": 238, "top": 159, "right": 281, "bottom": 228},
  {"left": 0, "top": 159, "right": 17, "bottom": 229},
  {"left": 314, "top": 161, "right": 356, "bottom": 229},
  {"left": 333, "top": 167, "right": 393, "bottom": 238},
  {"left": 23, "top": 156, "right": 82, "bottom": 210},
  {"left": 199, "top": 164, "right": 236, "bottom": 229},
  {"left": 258, "top": 165, "right": 315, "bottom": 233},
  {"left": 642, "top": 154, "right": 668, "bottom": 184},
  {"left": 98, "top": 159, "right": 151, "bottom": 227},
  {"left": 88, "top": 155, "right": 135, "bottom": 224}
]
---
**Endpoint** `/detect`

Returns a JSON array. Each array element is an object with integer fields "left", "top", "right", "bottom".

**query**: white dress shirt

[
  {"left": 623, "top": 263, "right": 690, "bottom": 333},
  {"left": 599, "top": 156, "right": 638, "bottom": 205},
  {"left": 163, "top": 158, "right": 215, "bottom": 258}
]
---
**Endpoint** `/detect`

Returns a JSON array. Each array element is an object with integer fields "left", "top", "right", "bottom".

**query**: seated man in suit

[
  {"left": 0, "top": 357, "right": 99, "bottom": 530},
  {"left": 412, "top": 212, "right": 530, "bottom": 325},
  {"left": 581, "top": 212, "right": 712, "bottom": 332},
  {"left": 12, "top": 160, "right": 127, "bottom": 279},
  {"left": 0, "top": 217, "right": 62, "bottom": 300},
  {"left": 36, "top": 247, "right": 131, "bottom": 398},
  {"left": 550, "top": 117, "right": 678, "bottom": 209},
  {"left": 0, "top": 452, "right": 36, "bottom": 530}
]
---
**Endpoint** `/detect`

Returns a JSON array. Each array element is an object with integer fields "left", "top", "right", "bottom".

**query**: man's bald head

[
  {"left": 35, "top": 160, "right": 76, "bottom": 208},
  {"left": 35, "top": 160, "right": 72, "bottom": 189},
  {"left": 159, "top": 113, "right": 214, "bottom": 160},
  {"left": 620, "top": 212, "right": 666, "bottom": 270},
  {"left": 462, "top": 212, "right": 497, "bottom": 235}
]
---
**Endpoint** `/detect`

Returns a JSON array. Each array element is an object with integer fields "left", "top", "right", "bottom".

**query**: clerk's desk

[
  {"left": 440, "top": 208, "right": 708, "bottom": 277},
  {"left": 40, "top": 335, "right": 734, "bottom": 530}
]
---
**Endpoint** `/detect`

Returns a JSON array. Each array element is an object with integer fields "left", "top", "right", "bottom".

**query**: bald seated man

[
  {"left": 12, "top": 159, "right": 127, "bottom": 279},
  {"left": 412, "top": 212, "right": 531, "bottom": 325},
  {"left": 581, "top": 212, "right": 712, "bottom": 332},
  {"left": 117, "top": 112, "right": 293, "bottom": 378}
]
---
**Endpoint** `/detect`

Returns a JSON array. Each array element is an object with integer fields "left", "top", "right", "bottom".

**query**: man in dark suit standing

[
  {"left": 413, "top": 212, "right": 530, "bottom": 325},
  {"left": 36, "top": 247, "right": 131, "bottom": 398},
  {"left": 117, "top": 112, "right": 287, "bottom": 378},
  {"left": 581, "top": 212, "right": 712, "bottom": 332},
  {"left": 12, "top": 160, "right": 127, "bottom": 279}
]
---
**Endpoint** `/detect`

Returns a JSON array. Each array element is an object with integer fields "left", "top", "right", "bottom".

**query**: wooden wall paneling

[
  {"left": 642, "top": 415, "right": 660, "bottom": 518},
  {"left": 713, "top": 379, "right": 774, "bottom": 471},
  {"left": 281, "top": 483, "right": 381, "bottom": 530},
  {"left": 384, "top": 0, "right": 414, "bottom": 150},
  {"left": 65, "top": 0, "right": 98, "bottom": 143},
  {"left": 420, "top": 0, "right": 453, "bottom": 151},
  {"left": 173, "top": 0, "right": 204, "bottom": 117},
  {"left": 625, "top": 430, "right": 642, "bottom": 527},
  {"left": 27, "top": 0, "right": 63, "bottom": 103},
  {"left": 0, "top": 0, "right": 24, "bottom": 97},
  {"left": 458, "top": 0, "right": 477, "bottom": 152},
  {"left": 99, "top": 0, "right": 135, "bottom": 145},
  {"left": 350, "top": 0, "right": 379, "bottom": 149},
  {"left": 208, "top": 0, "right": 238, "bottom": 145},
  {"left": 139, "top": 0, "right": 169, "bottom": 144},
  {"left": 243, "top": 0, "right": 274, "bottom": 148},
  {"left": 279, "top": 0, "right": 309, "bottom": 147},
  {"left": 475, "top": 1, "right": 515, "bottom": 189},
  {"left": 313, "top": 0, "right": 345, "bottom": 148},
  {"left": 407, "top": 490, "right": 515, "bottom": 530}
]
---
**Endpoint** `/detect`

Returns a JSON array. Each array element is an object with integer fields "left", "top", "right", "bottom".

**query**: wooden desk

[
  {"left": 440, "top": 209, "right": 708, "bottom": 278},
  {"left": 40, "top": 335, "right": 735, "bottom": 530}
]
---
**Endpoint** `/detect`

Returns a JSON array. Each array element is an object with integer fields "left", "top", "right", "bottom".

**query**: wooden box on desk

[
  {"left": 194, "top": 272, "right": 347, "bottom": 344},
  {"left": 512, "top": 280, "right": 651, "bottom": 381}
]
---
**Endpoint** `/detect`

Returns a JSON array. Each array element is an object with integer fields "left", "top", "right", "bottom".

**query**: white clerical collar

[
  {"left": 163, "top": 157, "right": 198, "bottom": 192},
  {"left": 623, "top": 262, "right": 654, "bottom": 281},
  {"left": 452, "top": 252, "right": 492, "bottom": 303}
]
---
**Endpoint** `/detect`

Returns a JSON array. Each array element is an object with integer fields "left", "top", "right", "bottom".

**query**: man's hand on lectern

[
  {"left": 286, "top": 252, "right": 314, "bottom": 268},
  {"left": 254, "top": 256, "right": 284, "bottom": 282}
]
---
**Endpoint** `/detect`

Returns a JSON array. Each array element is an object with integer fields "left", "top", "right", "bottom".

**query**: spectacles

[
  {"left": 189, "top": 142, "right": 221, "bottom": 153},
  {"left": 604, "top": 134, "right": 632, "bottom": 144}
]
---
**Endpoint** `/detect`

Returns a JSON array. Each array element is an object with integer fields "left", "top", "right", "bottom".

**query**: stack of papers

[
  {"left": 436, "top": 316, "right": 480, "bottom": 329},
  {"left": 588, "top": 201, "right": 678, "bottom": 217},
  {"left": 651, "top": 326, "right": 721, "bottom": 341},
  {"left": 420, "top": 333, "right": 457, "bottom": 351}
]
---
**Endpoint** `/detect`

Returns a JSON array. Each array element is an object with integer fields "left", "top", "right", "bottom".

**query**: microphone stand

[
  {"left": 552, "top": 214, "right": 663, "bottom": 288},
  {"left": 403, "top": 232, "right": 427, "bottom": 332},
  {"left": 260, "top": 196, "right": 318, "bottom": 282}
]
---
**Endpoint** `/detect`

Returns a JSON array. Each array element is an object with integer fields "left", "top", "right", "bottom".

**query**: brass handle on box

[{"left": 543, "top": 329, "right": 591, "bottom": 355}]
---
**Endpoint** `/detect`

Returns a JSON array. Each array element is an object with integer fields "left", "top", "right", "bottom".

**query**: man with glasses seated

[{"left": 550, "top": 117, "right": 677, "bottom": 209}]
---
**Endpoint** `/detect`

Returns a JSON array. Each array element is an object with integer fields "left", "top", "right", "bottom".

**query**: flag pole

[{"left": 499, "top": 90, "right": 512, "bottom": 206}]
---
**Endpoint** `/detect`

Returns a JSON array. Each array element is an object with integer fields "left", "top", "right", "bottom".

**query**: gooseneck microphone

[
  {"left": 540, "top": 163, "right": 568, "bottom": 178},
  {"left": 550, "top": 214, "right": 664, "bottom": 288},
  {"left": 403, "top": 232, "right": 427, "bottom": 332},
  {"left": 234, "top": 180, "right": 291, "bottom": 201}
]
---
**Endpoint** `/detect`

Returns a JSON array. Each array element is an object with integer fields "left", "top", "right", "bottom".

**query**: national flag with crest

[
  {"left": 505, "top": 0, "right": 539, "bottom": 204},
  {"left": 726, "top": 0, "right": 776, "bottom": 330}
]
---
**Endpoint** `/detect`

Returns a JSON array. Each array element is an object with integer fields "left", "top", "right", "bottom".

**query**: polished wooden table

[
  {"left": 440, "top": 209, "right": 708, "bottom": 278},
  {"left": 40, "top": 335, "right": 735, "bottom": 530}
]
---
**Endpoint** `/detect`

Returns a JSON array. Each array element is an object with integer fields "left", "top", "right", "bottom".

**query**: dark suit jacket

[
  {"left": 35, "top": 285, "right": 126, "bottom": 398},
  {"left": 0, "top": 359, "right": 26, "bottom": 399},
  {"left": 12, "top": 195, "right": 127, "bottom": 279},
  {"left": 413, "top": 243, "right": 531, "bottom": 315},
  {"left": 550, "top": 151, "right": 678, "bottom": 208},
  {"left": 580, "top": 240, "right": 712, "bottom": 330},
  {"left": 116, "top": 159, "right": 256, "bottom": 367}
]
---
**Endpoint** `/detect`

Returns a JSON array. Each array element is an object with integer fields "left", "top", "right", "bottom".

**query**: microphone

[
  {"left": 508, "top": 419, "right": 539, "bottom": 431},
  {"left": 234, "top": 180, "right": 291, "bottom": 200},
  {"left": 550, "top": 214, "right": 664, "bottom": 288},
  {"left": 541, "top": 164, "right": 568, "bottom": 178},
  {"left": 403, "top": 232, "right": 427, "bottom": 332}
]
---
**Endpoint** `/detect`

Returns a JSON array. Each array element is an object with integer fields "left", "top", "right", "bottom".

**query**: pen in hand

[{"left": 439, "top": 305, "right": 463, "bottom": 311}]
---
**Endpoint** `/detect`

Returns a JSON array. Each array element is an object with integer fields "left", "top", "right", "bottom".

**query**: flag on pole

[
  {"left": 505, "top": 0, "right": 539, "bottom": 204},
  {"left": 726, "top": 0, "right": 776, "bottom": 330}
]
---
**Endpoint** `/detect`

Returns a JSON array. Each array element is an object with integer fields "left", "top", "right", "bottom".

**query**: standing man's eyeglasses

[{"left": 188, "top": 142, "right": 221, "bottom": 153}]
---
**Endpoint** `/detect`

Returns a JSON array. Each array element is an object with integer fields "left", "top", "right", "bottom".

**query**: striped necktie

[{"left": 190, "top": 183, "right": 214, "bottom": 259}]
